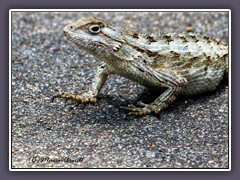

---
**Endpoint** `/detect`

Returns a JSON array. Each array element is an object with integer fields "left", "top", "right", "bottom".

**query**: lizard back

[
  {"left": 122, "top": 31, "right": 228, "bottom": 95},
  {"left": 63, "top": 16, "right": 228, "bottom": 95}
]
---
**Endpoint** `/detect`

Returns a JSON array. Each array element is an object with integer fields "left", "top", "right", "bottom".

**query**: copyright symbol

[{"left": 29, "top": 156, "right": 40, "bottom": 163}]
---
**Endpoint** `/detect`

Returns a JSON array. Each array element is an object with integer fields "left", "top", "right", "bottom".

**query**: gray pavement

[{"left": 11, "top": 11, "right": 229, "bottom": 168}]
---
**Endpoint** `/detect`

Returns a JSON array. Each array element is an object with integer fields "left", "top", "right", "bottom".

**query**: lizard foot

[
  {"left": 123, "top": 102, "right": 154, "bottom": 116},
  {"left": 51, "top": 92, "right": 97, "bottom": 104}
]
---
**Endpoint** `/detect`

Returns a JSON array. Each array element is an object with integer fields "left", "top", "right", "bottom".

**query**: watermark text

[{"left": 29, "top": 156, "right": 85, "bottom": 163}]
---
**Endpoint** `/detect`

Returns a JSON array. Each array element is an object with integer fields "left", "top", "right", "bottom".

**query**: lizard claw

[{"left": 51, "top": 93, "right": 64, "bottom": 102}]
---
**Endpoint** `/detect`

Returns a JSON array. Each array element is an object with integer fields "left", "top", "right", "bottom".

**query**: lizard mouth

[
  {"left": 63, "top": 31, "right": 68, "bottom": 36},
  {"left": 63, "top": 30, "right": 72, "bottom": 40}
]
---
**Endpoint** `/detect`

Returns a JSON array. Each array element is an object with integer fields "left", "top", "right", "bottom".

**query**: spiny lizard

[{"left": 52, "top": 16, "right": 228, "bottom": 116}]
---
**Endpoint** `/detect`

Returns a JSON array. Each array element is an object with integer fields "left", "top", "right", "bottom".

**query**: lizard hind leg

[
  {"left": 125, "top": 86, "right": 183, "bottom": 116},
  {"left": 125, "top": 68, "right": 187, "bottom": 116}
]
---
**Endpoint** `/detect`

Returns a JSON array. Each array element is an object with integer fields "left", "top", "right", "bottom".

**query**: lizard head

[{"left": 63, "top": 16, "right": 125, "bottom": 58}]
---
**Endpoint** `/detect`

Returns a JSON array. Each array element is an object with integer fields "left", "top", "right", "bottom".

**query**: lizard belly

[{"left": 181, "top": 66, "right": 225, "bottom": 95}]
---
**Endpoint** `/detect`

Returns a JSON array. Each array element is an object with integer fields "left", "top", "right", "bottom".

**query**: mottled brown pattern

[
  {"left": 146, "top": 50, "right": 157, "bottom": 57},
  {"left": 132, "top": 32, "right": 139, "bottom": 39},
  {"left": 146, "top": 35, "right": 157, "bottom": 43},
  {"left": 163, "top": 35, "right": 173, "bottom": 42}
]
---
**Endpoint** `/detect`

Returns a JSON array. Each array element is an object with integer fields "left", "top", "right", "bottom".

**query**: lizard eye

[{"left": 89, "top": 24, "right": 101, "bottom": 34}]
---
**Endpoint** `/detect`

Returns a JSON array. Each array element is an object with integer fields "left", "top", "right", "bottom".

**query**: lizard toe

[
  {"left": 124, "top": 104, "right": 153, "bottom": 116},
  {"left": 135, "top": 101, "right": 148, "bottom": 107}
]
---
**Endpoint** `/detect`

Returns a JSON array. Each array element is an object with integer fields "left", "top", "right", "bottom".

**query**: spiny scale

[{"left": 53, "top": 16, "right": 228, "bottom": 116}]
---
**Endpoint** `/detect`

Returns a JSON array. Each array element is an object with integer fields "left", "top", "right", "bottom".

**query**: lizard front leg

[
  {"left": 125, "top": 67, "right": 187, "bottom": 116},
  {"left": 52, "top": 63, "right": 113, "bottom": 104}
]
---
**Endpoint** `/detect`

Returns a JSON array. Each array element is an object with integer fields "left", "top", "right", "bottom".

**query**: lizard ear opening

[{"left": 89, "top": 24, "right": 101, "bottom": 34}]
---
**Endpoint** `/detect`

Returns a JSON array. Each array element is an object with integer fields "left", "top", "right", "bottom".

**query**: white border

[{"left": 9, "top": 9, "right": 231, "bottom": 171}]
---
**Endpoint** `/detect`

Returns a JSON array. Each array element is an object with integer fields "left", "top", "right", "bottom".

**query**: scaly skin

[{"left": 53, "top": 16, "right": 228, "bottom": 116}]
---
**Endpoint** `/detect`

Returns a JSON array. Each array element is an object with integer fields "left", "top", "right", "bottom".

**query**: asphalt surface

[{"left": 11, "top": 11, "right": 229, "bottom": 169}]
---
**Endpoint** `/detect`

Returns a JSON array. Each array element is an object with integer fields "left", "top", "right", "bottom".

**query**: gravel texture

[{"left": 11, "top": 11, "right": 229, "bottom": 169}]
